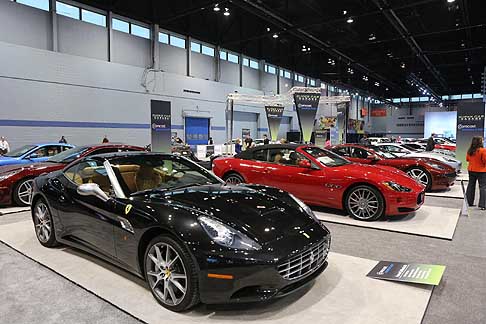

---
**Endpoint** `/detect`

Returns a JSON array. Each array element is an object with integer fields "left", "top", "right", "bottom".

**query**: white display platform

[
  {"left": 314, "top": 205, "right": 460, "bottom": 240},
  {"left": 0, "top": 206, "right": 30, "bottom": 216},
  {"left": 456, "top": 172, "right": 468, "bottom": 182},
  {"left": 426, "top": 184, "right": 464, "bottom": 199},
  {"left": 0, "top": 220, "right": 432, "bottom": 324}
]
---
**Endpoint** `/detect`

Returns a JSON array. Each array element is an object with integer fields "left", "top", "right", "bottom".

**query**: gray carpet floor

[{"left": 0, "top": 195, "right": 484, "bottom": 324}]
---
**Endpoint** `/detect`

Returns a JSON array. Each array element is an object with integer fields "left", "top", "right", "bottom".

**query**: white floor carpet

[
  {"left": 0, "top": 206, "right": 30, "bottom": 216},
  {"left": 314, "top": 205, "right": 460, "bottom": 240},
  {"left": 426, "top": 183, "right": 465, "bottom": 199},
  {"left": 0, "top": 220, "right": 432, "bottom": 324}
]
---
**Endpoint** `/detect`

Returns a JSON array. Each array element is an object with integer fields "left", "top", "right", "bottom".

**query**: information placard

[{"left": 367, "top": 261, "right": 446, "bottom": 286}]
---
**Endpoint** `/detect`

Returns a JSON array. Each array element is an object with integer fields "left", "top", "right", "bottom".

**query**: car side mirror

[
  {"left": 29, "top": 153, "right": 39, "bottom": 159},
  {"left": 77, "top": 183, "right": 110, "bottom": 202},
  {"left": 298, "top": 160, "right": 312, "bottom": 168}
]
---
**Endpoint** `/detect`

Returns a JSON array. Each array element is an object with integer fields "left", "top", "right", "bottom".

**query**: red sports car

[
  {"left": 0, "top": 144, "right": 145, "bottom": 206},
  {"left": 331, "top": 144, "right": 456, "bottom": 191},
  {"left": 212, "top": 144, "right": 425, "bottom": 221}
]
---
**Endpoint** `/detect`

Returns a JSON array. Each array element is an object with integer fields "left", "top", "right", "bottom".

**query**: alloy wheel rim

[
  {"left": 408, "top": 169, "right": 428, "bottom": 186},
  {"left": 225, "top": 175, "right": 242, "bottom": 184},
  {"left": 347, "top": 188, "right": 380, "bottom": 220},
  {"left": 17, "top": 179, "right": 34, "bottom": 205},
  {"left": 146, "top": 243, "right": 187, "bottom": 306},
  {"left": 34, "top": 202, "right": 51, "bottom": 243}
]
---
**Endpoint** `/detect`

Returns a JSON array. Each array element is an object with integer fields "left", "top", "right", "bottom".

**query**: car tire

[
  {"left": 407, "top": 167, "right": 432, "bottom": 191},
  {"left": 344, "top": 185, "right": 384, "bottom": 221},
  {"left": 32, "top": 199, "right": 59, "bottom": 247},
  {"left": 223, "top": 172, "right": 245, "bottom": 185},
  {"left": 13, "top": 178, "right": 34, "bottom": 206},
  {"left": 144, "top": 235, "right": 200, "bottom": 312}
]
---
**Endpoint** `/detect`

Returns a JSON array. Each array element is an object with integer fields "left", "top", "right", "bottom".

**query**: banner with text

[
  {"left": 294, "top": 92, "right": 321, "bottom": 143},
  {"left": 456, "top": 101, "right": 486, "bottom": 169},
  {"left": 151, "top": 100, "right": 171, "bottom": 153},
  {"left": 265, "top": 105, "right": 285, "bottom": 141},
  {"left": 367, "top": 261, "right": 446, "bottom": 286}
]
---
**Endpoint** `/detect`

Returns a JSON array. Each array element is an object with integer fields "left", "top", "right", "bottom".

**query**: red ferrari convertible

[
  {"left": 212, "top": 144, "right": 425, "bottom": 221},
  {"left": 331, "top": 144, "right": 456, "bottom": 191},
  {"left": 0, "top": 144, "right": 145, "bottom": 206}
]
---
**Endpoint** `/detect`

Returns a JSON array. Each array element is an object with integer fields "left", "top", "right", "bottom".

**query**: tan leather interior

[
  {"left": 115, "top": 165, "right": 140, "bottom": 193},
  {"left": 135, "top": 165, "right": 163, "bottom": 191}
]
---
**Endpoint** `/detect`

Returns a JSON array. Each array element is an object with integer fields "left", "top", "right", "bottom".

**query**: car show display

[{"left": 0, "top": 143, "right": 73, "bottom": 167}]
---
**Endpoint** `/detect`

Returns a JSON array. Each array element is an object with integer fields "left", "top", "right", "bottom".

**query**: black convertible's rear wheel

[
  {"left": 345, "top": 185, "right": 384, "bottom": 221},
  {"left": 33, "top": 199, "right": 58, "bottom": 247},
  {"left": 144, "top": 236, "right": 199, "bottom": 312}
]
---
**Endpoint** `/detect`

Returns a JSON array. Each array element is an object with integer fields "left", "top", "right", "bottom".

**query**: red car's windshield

[{"left": 301, "top": 147, "right": 350, "bottom": 167}]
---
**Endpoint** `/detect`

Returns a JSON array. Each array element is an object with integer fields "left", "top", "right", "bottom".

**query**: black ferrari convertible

[{"left": 30, "top": 152, "right": 331, "bottom": 311}]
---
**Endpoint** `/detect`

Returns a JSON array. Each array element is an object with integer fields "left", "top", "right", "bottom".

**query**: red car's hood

[
  {"left": 335, "top": 163, "right": 425, "bottom": 191},
  {"left": 0, "top": 162, "right": 64, "bottom": 174}
]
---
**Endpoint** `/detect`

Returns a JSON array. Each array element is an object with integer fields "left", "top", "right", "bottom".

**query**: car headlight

[
  {"left": 0, "top": 170, "right": 21, "bottom": 182},
  {"left": 382, "top": 181, "right": 412, "bottom": 192},
  {"left": 426, "top": 162, "right": 446, "bottom": 170},
  {"left": 289, "top": 193, "right": 317, "bottom": 220},
  {"left": 198, "top": 216, "right": 262, "bottom": 251}
]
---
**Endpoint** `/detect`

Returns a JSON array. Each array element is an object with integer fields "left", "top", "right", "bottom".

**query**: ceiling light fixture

[
  {"left": 369, "top": 34, "right": 376, "bottom": 41},
  {"left": 213, "top": 4, "right": 220, "bottom": 12},
  {"left": 346, "top": 17, "right": 354, "bottom": 24},
  {"left": 400, "top": 62, "right": 406, "bottom": 69},
  {"left": 447, "top": 0, "right": 455, "bottom": 3},
  {"left": 223, "top": 8, "right": 230, "bottom": 16},
  {"left": 272, "top": 33, "right": 279, "bottom": 39}
]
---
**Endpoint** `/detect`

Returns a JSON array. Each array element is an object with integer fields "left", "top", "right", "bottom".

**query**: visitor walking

[
  {"left": 466, "top": 136, "right": 486, "bottom": 210},
  {"left": 102, "top": 135, "right": 109, "bottom": 143},
  {"left": 59, "top": 136, "right": 67, "bottom": 144},
  {"left": 425, "top": 133, "right": 435, "bottom": 151},
  {"left": 263, "top": 134, "right": 270, "bottom": 145}
]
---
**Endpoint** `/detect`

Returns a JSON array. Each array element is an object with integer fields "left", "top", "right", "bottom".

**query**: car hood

[
  {"left": 405, "top": 152, "right": 458, "bottom": 163},
  {"left": 0, "top": 162, "right": 64, "bottom": 175},
  {"left": 152, "top": 184, "right": 316, "bottom": 243},
  {"left": 333, "top": 163, "right": 424, "bottom": 190}
]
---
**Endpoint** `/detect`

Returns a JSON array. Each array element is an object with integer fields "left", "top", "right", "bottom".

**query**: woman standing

[{"left": 466, "top": 136, "right": 486, "bottom": 210}]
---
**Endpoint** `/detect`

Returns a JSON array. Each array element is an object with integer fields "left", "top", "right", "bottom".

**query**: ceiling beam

[{"left": 371, "top": 0, "right": 448, "bottom": 93}]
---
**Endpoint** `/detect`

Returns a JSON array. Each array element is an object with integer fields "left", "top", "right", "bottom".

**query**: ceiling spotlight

[
  {"left": 375, "top": 82, "right": 380, "bottom": 87},
  {"left": 347, "top": 67, "right": 354, "bottom": 74},
  {"left": 346, "top": 17, "right": 354, "bottom": 24},
  {"left": 272, "top": 33, "right": 279, "bottom": 39},
  {"left": 447, "top": 0, "right": 455, "bottom": 3},
  {"left": 369, "top": 34, "right": 376, "bottom": 41},
  {"left": 386, "top": 87, "right": 389, "bottom": 91},
  {"left": 213, "top": 4, "right": 220, "bottom": 11},
  {"left": 266, "top": 27, "right": 271, "bottom": 32},
  {"left": 362, "top": 76, "right": 368, "bottom": 81},
  {"left": 343, "top": 10, "right": 347, "bottom": 15},
  {"left": 223, "top": 8, "right": 230, "bottom": 16},
  {"left": 400, "top": 62, "right": 406, "bottom": 69}
]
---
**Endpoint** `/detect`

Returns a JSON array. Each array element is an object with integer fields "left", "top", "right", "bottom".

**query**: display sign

[
  {"left": 151, "top": 100, "right": 171, "bottom": 153},
  {"left": 294, "top": 92, "right": 321, "bottom": 143},
  {"left": 424, "top": 111, "right": 457, "bottom": 138},
  {"left": 330, "top": 127, "right": 339, "bottom": 146},
  {"left": 314, "top": 130, "right": 328, "bottom": 148},
  {"left": 347, "top": 119, "right": 365, "bottom": 134},
  {"left": 360, "top": 107, "right": 368, "bottom": 117},
  {"left": 264, "top": 105, "right": 285, "bottom": 141},
  {"left": 367, "top": 261, "right": 446, "bottom": 286},
  {"left": 456, "top": 102, "right": 486, "bottom": 169},
  {"left": 371, "top": 108, "right": 387, "bottom": 117},
  {"left": 318, "top": 116, "right": 337, "bottom": 130}
]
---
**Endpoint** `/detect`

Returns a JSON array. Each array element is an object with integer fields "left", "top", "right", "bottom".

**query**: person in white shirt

[{"left": 0, "top": 137, "right": 10, "bottom": 155}]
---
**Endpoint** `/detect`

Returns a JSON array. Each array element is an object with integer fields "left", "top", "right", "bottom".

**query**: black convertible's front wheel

[
  {"left": 33, "top": 199, "right": 58, "bottom": 247},
  {"left": 144, "top": 236, "right": 199, "bottom": 312}
]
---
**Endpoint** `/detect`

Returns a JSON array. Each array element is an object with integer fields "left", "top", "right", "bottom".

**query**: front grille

[{"left": 277, "top": 238, "right": 330, "bottom": 281}]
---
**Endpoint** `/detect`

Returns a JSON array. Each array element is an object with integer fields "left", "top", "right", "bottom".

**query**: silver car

[{"left": 375, "top": 143, "right": 462, "bottom": 172}]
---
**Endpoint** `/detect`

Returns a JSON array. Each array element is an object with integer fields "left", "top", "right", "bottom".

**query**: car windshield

[
  {"left": 3, "top": 145, "right": 36, "bottom": 157},
  {"left": 370, "top": 146, "right": 397, "bottom": 159},
  {"left": 301, "top": 146, "right": 350, "bottom": 167},
  {"left": 47, "top": 146, "right": 89, "bottom": 163},
  {"left": 110, "top": 155, "right": 222, "bottom": 195}
]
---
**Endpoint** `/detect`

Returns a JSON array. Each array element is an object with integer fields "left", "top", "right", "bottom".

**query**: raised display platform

[
  {"left": 314, "top": 205, "right": 461, "bottom": 240},
  {"left": 426, "top": 184, "right": 464, "bottom": 199},
  {"left": 0, "top": 207, "right": 30, "bottom": 216},
  {"left": 0, "top": 220, "right": 433, "bottom": 324}
]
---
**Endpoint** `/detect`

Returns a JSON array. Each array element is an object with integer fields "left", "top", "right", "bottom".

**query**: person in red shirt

[{"left": 466, "top": 136, "right": 486, "bottom": 210}]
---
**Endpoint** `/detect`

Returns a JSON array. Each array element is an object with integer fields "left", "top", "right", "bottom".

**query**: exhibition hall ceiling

[{"left": 79, "top": 0, "right": 485, "bottom": 98}]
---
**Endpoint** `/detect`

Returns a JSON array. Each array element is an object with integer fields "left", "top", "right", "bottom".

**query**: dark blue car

[{"left": 0, "top": 143, "right": 74, "bottom": 166}]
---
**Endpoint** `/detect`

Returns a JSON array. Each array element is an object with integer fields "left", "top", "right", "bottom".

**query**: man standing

[
  {"left": 360, "top": 134, "right": 369, "bottom": 145},
  {"left": 263, "top": 134, "right": 270, "bottom": 145},
  {"left": 0, "top": 137, "right": 10, "bottom": 155},
  {"left": 426, "top": 133, "right": 435, "bottom": 151},
  {"left": 59, "top": 136, "right": 67, "bottom": 144},
  {"left": 244, "top": 134, "right": 253, "bottom": 149}
]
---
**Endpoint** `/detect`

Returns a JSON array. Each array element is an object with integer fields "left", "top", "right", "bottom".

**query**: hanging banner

[
  {"left": 151, "top": 100, "right": 171, "bottom": 153},
  {"left": 317, "top": 116, "right": 337, "bottom": 130},
  {"left": 264, "top": 105, "right": 285, "bottom": 141},
  {"left": 347, "top": 119, "right": 365, "bottom": 134},
  {"left": 367, "top": 261, "right": 446, "bottom": 286},
  {"left": 371, "top": 108, "right": 387, "bottom": 117},
  {"left": 293, "top": 92, "right": 321, "bottom": 143},
  {"left": 456, "top": 101, "right": 486, "bottom": 169}
]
